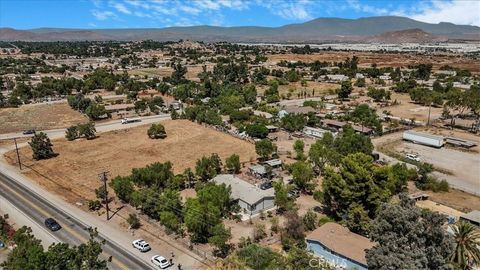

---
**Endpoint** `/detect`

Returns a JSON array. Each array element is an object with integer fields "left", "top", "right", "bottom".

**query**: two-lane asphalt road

[
  {"left": 0, "top": 114, "right": 171, "bottom": 141},
  {"left": 0, "top": 170, "right": 154, "bottom": 270}
]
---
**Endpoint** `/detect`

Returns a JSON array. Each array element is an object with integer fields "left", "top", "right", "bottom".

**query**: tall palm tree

[{"left": 450, "top": 221, "right": 480, "bottom": 269}]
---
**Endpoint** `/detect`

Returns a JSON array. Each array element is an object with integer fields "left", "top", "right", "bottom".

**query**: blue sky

[{"left": 1, "top": 0, "right": 479, "bottom": 29}]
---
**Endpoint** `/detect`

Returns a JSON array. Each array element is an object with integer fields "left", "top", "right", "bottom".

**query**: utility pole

[
  {"left": 13, "top": 138, "right": 22, "bottom": 170},
  {"left": 427, "top": 102, "right": 432, "bottom": 126},
  {"left": 98, "top": 171, "right": 110, "bottom": 220}
]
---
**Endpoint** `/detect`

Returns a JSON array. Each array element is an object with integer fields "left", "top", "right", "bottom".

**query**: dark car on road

[
  {"left": 22, "top": 129, "right": 36, "bottom": 135},
  {"left": 45, "top": 218, "right": 61, "bottom": 231}
]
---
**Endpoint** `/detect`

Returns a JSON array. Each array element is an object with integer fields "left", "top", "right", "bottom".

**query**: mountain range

[{"left": 1, "top": 16, "right": 479, "bottom": 43}]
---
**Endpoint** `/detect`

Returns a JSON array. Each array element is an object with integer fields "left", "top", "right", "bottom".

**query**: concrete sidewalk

[{"left": 0, "top": 153, "right": 207, "bottom": 269}]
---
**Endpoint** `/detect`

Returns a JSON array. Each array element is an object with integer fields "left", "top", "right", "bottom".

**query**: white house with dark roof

[{"left": 212, "top": 174, "right": 275, "bottom": 216}]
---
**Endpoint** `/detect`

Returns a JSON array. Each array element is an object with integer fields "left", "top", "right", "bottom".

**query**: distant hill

[
  {"left": 1, "top": 16, "right": 479, "bottom": 43},
  {"left": 367, "top": 28, "right": 448, "bottom": 43}
]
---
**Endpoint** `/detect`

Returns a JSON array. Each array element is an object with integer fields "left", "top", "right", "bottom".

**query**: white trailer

[
  {"left": 121, "top": 117, "right": 142, "bottom": 124},
  {"left": 402, "top": 131, "right": 444, "bottom": 148}
]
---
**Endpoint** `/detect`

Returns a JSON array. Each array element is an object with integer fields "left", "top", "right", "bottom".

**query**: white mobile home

[
  {"left": 303, "top": 126, "right": 329, "bottom": 138},
  {"left": 402, "top": 131, "right": 444, "bottom": 148},
  {"left": 212, "top": 174, "right": 275, "bottom": 215}
]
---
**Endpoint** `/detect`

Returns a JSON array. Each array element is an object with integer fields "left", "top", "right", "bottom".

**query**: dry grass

[
  {"left": 267, "top": 52, "right": 480, "bottom": 73},
  {"left": 4, "top": 120, "right": 257, "bottom": 202},
  {"left": 377, "top": 93, "right": 444, "bottom": 122},
  {"left": 0, "top": 103, "right": 88, "bottom": 133}
]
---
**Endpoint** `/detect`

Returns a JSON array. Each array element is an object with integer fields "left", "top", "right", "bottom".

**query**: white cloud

[
  {"left": 347, "top": 0, "right": 388, "bottom": 15},
  {"left": 406, "top": 0, "right": 480, "bottom": 26},
  {"left": 91, "top": 10, "right": 117, "bottom": 20},
  {"left": 179, "top": 5, "right": 202, "bottom": 15},
  {"left": 259, "top": 0, "right": 313, "bottom": 20},
  {"left": 113, "top": 3, "right": 131, "bottom": 14}
]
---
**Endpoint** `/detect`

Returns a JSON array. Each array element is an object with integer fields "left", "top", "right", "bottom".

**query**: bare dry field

[
  {"left": 378, "top": 93, "right": 444, "bottom": 122},
  {"left": 4, "top": 120, "right": 257, "bottom": 202},
  {"left": 267, "top": 52, "right": 480, "bottom": 73},
  {"left": 0, "top": 103, "right": 88, "bottom": 133}
]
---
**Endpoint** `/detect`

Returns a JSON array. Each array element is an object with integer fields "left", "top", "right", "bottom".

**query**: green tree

[
  {"left": 366, "top": 194, "right": 453, "bottom": 270},
  {"left": 29, "top": 132, "right": 56, "bottom": 160},
  {"left": 308, "top": 132, "right": 339, "bottom": 171},
  {"left": 450, "top": 222, "right": 480, "bottom": 270},
  {"left": 195, "top": 153, "right": 222, "bottom": 181},
  {"left": 184, "top": 198, "right": 221, "bottom": 243},
  {"left": 333, "top": 125, "right": 373, "bottom": 157},
  {"left": 65, "top": 125, "right": 79, "bottom": 141},
  {"left": 355, "top": 77, "right": 366, "bottom": 87},
  {"left": 147, "top": 123, "right": 167, "bottom": 139},
  {"left": 111, "top": 176, "right": 134, "bottom": 202},
  {"left": 85, "top": 101, "right": 106, "bottom": 120},
  {"left": 225, "top": 154, "right": 241, "bottom": 174},
  {"left": 302, "top": 210, "right": 317, "bottom": 231},
  {"left": 281, "top": 113, "right": 307, "bottom": 132},
  {"left": 208, "top": 223, "right": 232, "bottom": 257},
  {"left": 237, "top": 244, "right": 281, "bottom": 270},
  {"left": 273, "top": 181, "right": 294, "bottom": 213},
  {"left": 127, "top": 214, "right": 141, "bottom": 229},
  {"left": 338, "top": 80, "right": 353, "bottom": 99},
  {"left": 255, "top": 139, "right": 276, "bottom": 160},
  {"left": 289, "top": 161, "right": 314, "bottom": 192},
  {"left": 78, "top": 122, "right": 96, "bottom": 139},
  {"left": 281, "top": 210, "right": 306, "bottom": 250},
  {"left": 293, "top": 139, "right": 305, "bottom": 160},
  {"left": 345, "top": 203, "right": 371, "bottom": 235},
  {"left": 322, "top": 153, "right": 394, "bottom": 233},
  {"left": 245, "top": 124, "right": 268, "bottom": 139}
]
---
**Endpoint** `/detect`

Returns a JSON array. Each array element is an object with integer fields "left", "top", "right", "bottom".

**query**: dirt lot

[
  {"left": 4, "top": 120, "right": 257, "bottom": 203},
  {"left": 268, "top": 51, "right": 480, "bottom": 73},
  {"left": 374, "top": 128, "right": 480, "bottom": 203},
  {"left": 0, "top": 103, "right": 88, "bottom": 133},
  {"left": 378, "top": 92, "right": 444, "bottom": 122}
]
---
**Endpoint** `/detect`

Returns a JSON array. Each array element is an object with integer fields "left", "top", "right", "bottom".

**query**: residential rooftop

[
  {"left": 211, "top": 174, "right": 274, "bottom": 205},
  {"left": 306, "top": 222, "right": 375, "bottom": 266}
]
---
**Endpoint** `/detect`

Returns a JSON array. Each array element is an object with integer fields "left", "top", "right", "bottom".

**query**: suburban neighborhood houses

[{"left": 0, "top": 1, "right": 479, "bottom": 270}]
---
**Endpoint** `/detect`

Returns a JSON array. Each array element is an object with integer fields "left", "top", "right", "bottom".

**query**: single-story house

[
  {"left": 105, "top": 103, "right": 135, "bottom": 114},
  {"left": 253, "top": 110, "right": 273, "bottom": 119},
  {"left": 263, "top": 159, "right": 282, "bottom": 168},
  {"left": 408, "top": 192, "right": 429, "bottom": 201},
  {"left": 306, "top": 222, "right": 375, "bottom": 270},
  {"left": 460, "top": 210, "right": 480, "bottom": 227},
  {"left": 212, "top": 174, "right": 275, "bottom": 215},
  {"left": 284, "top": 106, "right": 317, "bottom": 115},
  {"left": 303, "top": 126, "right": 330, "bottom": 138},
  {"left": 266, "top": 125, "right": 279, "bottom": 133},
  {"left": 248, "top": 164, "right": 268, "bottom": 178},
  {"left": 325, "top": 74, "right": 349, "bottom": 82}
]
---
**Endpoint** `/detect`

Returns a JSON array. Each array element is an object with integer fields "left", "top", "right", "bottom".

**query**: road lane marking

[{"left": 0, "top": 179, "right": 131, "bottom": 270}]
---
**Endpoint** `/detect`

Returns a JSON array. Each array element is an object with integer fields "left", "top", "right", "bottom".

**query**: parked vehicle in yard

[
  {"left": 44, "top": 218, "right": 61, "bottom": 231},
  {"left": 151, "top": 255, "right": 171, "bottom": 269},
  {"left": 260, "top": 181, "right": 273, "bottom": 190},
  {"left": 287, "top": 188, "right": 300, "bottom": 198},
  {"left": 121, "top": 117, "right": 142, "bottom": 124},
  {"left": 402, "top": 131, "right": 444, "bottom": 148},
  {"left": 406, "top": 153, "right": 421, "bottom": 162},
  {"left": 132, "top": 239, "right": 151, "bottom": 252}
]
